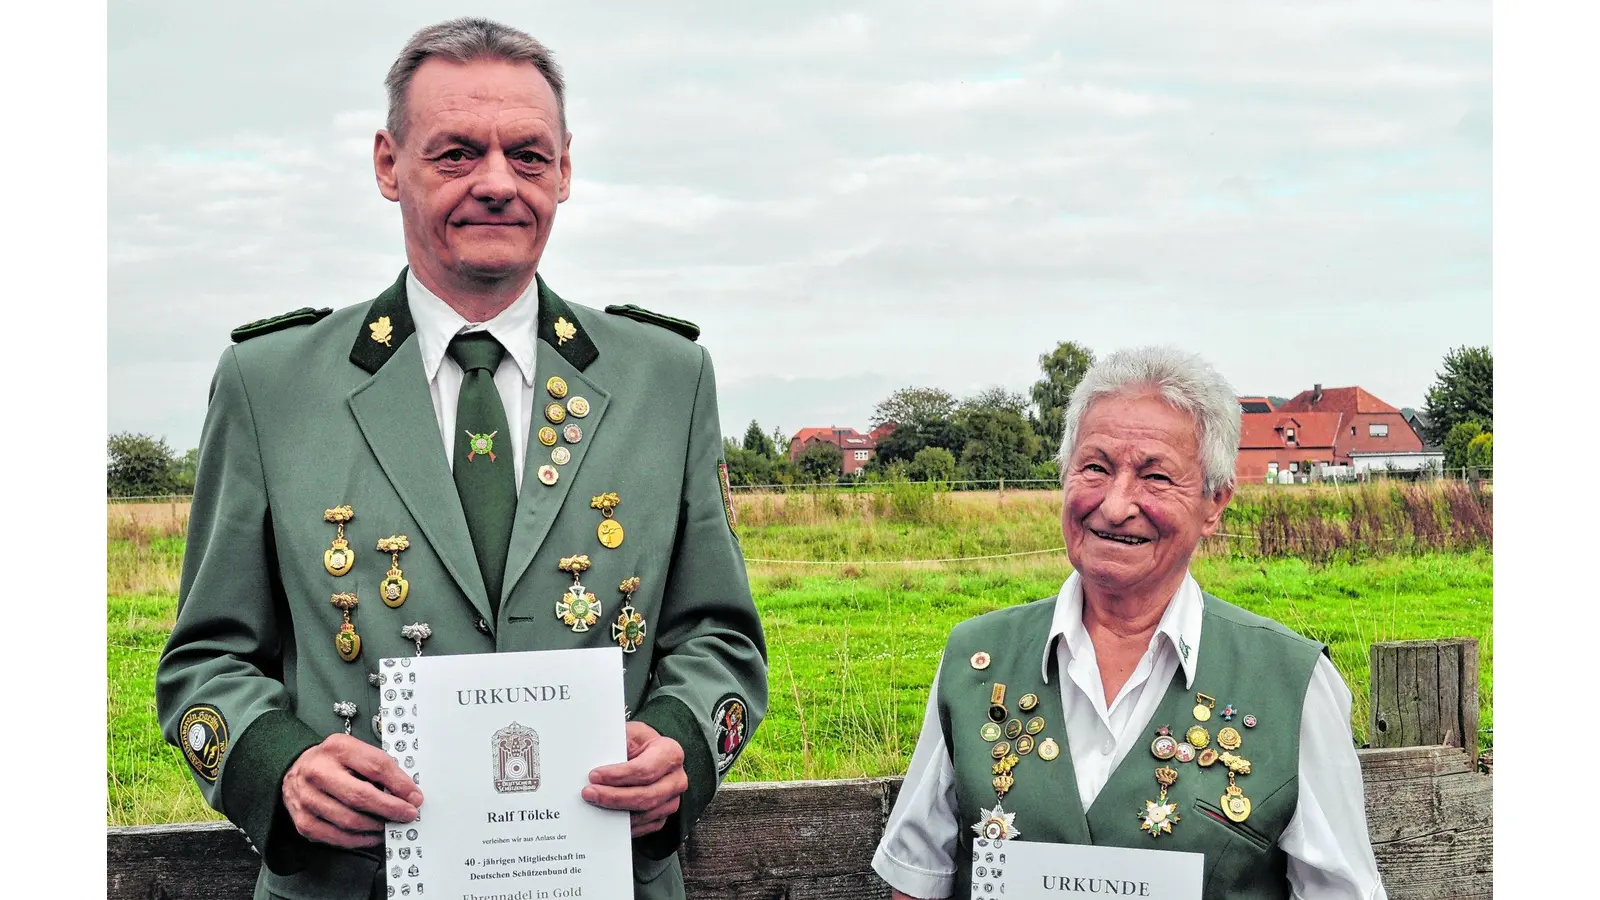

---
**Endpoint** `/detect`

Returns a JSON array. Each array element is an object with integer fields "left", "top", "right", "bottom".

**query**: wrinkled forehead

[
  {"left": 406, "top": 58, "right": 564, "bottom": 141},
  {"left": 1071, "top": 391, "right": 1203, "bottom": 462}
]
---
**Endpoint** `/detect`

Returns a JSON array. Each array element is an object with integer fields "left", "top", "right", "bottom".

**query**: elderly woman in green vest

[{"left": 873, "top": 347, "right": 1385, "bottom": 899}]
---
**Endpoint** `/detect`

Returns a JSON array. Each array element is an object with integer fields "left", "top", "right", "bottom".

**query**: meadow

[{"left": 107, "top": 481, "right": 1492, "bottom": 825}]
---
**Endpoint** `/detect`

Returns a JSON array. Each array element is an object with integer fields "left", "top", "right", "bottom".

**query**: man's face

[
  {"left": 375, "top": 57, "right": 571, "bottom": 294},
  {"left": 1060, "top": 392, "right": 1232, "bottom": 598}
]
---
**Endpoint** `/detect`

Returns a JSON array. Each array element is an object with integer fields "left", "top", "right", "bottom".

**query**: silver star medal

[{"left": 971, "top": 803, "right": 1020, "bottom": 843}]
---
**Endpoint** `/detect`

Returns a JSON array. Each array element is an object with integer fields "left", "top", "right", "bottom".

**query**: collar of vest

[{"left": 348, "top": 269, "right": 600, "bottom": 375}]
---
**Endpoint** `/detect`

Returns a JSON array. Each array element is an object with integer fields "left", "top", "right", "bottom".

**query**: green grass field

[{"left": 107, "top": 486, "right": 1493, "bottom": 825}]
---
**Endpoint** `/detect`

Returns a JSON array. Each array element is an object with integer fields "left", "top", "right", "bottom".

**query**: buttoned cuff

[
  {"left": 632, "top": 694, "right": 714, "bottom": 861},
  {"left": 873, "top": 844, "right": 955, "bottom": 900},
  {"left": 219, "top": 708, "right": 325, "bottom": 875}
]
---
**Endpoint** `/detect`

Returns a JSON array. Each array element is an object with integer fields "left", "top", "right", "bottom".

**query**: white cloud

[{"left": 109, "top": 0, "right": 1491, "bottom": 445}]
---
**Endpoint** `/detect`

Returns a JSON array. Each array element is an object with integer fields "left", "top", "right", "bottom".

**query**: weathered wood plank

[
  {"left": 1417, "top": 640, "right": 1441, "bottom": 745},
  {"left": 108, "top": 748, "right": 1491, "bottom": 900},
  {"left": 1460, "top": 639, "right": 1481, "bottom": 765},
  {"left": 1371, "top": 824, "right": 1493, "bottom": 899},
  {"left": 1372, "top": 639, "right": 1478, "bottom": 754},
  {"left": 1438, "top": 638, "right": 1461, "bottom": 748}
]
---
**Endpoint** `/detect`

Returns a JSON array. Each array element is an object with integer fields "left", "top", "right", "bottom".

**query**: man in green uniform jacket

[{"left": 154, "top": 18, "right": 767, "bottom": 900}]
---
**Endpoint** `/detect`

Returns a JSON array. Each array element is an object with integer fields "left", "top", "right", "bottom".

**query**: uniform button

[
  {"left": 475, "top": 617, "right": 491, "bottom": 635},
  {"left": 1101, "top": 740, "right": 1115, "bottom": 755}
]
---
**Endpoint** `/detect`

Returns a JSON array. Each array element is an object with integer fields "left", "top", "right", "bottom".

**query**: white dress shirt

[
  {"left": 406, "top": 270, "right": 539, "bottom": 490},
  {"left": 872, "top": 572, "right": 1387, "bottom": 900}
]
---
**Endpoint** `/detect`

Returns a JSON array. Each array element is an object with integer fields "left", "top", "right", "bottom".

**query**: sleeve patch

[
  {"left": 711, "top": 694, "right": 749, "bottom": 775},
  {"left": 179, "top": 705, "right": 230, "bottom": 782},
  {"left": 604, "top": 303, "right": 700, "bottom": 342},
  {"left": 230, "top": 306, "right": 332, "bottom": 343},
  {"left": 718, "top": 460, "right": 737, "bottom": 533}
]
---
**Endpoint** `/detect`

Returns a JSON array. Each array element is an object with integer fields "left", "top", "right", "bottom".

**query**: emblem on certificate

[
  {"left": 323, "top": 505, "right": 355, "bottom": 576},
  {"left": 492, "top": 722, "right": 540, "bottom": 793},
  {"left": 556, "top": 554, "right": 600, "bottom": 632}
]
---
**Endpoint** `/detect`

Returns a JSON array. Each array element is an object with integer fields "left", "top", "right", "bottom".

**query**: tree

[
  {"left": 1442, "top": 421, "right": 1484, "bottom": 471},
  {"left": 770, "top": 425, "right": 791, "bottom": 459},
  {"left": 795, "top": 440, "right": 844, "bottom": 483},
  {"left": 871, "top": 386, "right": 958, "bottom": 429},
  {"left": 908, "top": 446, "right": 958, "bottom": 483},
  {"left": 956, "top": 407, "right": 1042, "bottom": 482},
  {"left": 107, "top": 432, "right": 181, "bottom": 497},
  {"left": 1466, "top": 432, "right": 1493, "bottom": 470},
  {"left": 741, "top": 420, "right": 777, "bottom": 458},
  {"left": 1422, "top": 346, "right": 1493, "bottom": 445},
  {"left": 1030, "top": 341, "right": 1095, "bottom": 449},
  {"left": 174, "top": 447, "right": 200, "bottom": 494},
  {"left": 868, "top": 416, "right": 966, "bottom": 470},
  {"left": 960, "top": 386, "right": 1030, "bottom": 419}
]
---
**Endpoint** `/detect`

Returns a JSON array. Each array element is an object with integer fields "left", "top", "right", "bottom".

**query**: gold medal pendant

[
  {"left": 1219, "top": 752, "right": 1254, "bottom": 822},
  {"left": 1193, "top": 692, "right": 1216, "bottom": 722},
  {"left": 377, "top": 535, "right": 410, "bottom": 608},
  {"left": 556, "top": 555, "right": 600, "bottom": 632},
  {"left": 323, "top": 505, "right": 355, "bottom": 576},
  {"left": 611, "top": 577, "right": 647, "bottom": 653},
  {"left": 1140, "top": 766, "right": 1181, "bottom": 838},
  {"left": 331, "top": 592, "right": 361, "bottom": 662},
  {"left": 592, "top": 492, "right": 624, "bottom": 549},
  {"left": 1222, "top": 784, "right": 1253, "bottom": 822}
]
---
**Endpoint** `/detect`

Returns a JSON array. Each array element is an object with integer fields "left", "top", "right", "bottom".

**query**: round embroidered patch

[
  {"left": 179, "top": 705, "right": 229, "bottom": 782},
  {"left": 712, "top": 694, "right": 748, "bottom": 775}
]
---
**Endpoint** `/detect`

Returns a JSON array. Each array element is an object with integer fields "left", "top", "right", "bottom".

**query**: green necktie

[{"left": 448, "top": 332, "right": 517, "bottom": 616}]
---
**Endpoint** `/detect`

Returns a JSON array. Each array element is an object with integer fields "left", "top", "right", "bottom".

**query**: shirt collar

[
  {"left": 406, "top": 269, "right": 539, "bottom": 385},
  {"left": 1041, "top": 571, "right": 1204, "bottom": 689}
]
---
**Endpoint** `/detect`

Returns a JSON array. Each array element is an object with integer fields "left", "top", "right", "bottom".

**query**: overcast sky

[{"left": 108, "top": 0, "right": 1490, "bottom": 450}]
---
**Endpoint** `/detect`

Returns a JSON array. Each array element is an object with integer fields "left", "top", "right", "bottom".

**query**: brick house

[
  {"left": 1235, "top": 385, "right": 1424, "bottom": 482},
  {"left": 1276, "top": 385, "right": 1424, "bottom": 458},
  {"left": 789, "top": 424, "right": 891, "bottom": 476},
  {"left": 1236, "top": 412, "right": 1344, "bottom": 483}
]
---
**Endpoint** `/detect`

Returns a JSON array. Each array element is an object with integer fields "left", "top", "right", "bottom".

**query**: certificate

[
  {"left": 378, "top": 647, "right": 632, "bottom": 898},
  {"left": 972, "top": 839, "right": 1203, "bottom": 900}
]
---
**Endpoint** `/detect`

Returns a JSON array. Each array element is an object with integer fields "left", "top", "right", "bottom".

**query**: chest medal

[
  {"left": 556, "top": 554, "right": 600, "bottom": 632},
  {"left": 323, "top": 505, "right": 355, "bottom": 576},
  {"left": 377, "top": 535, "right": 410, "bottom": 608}
]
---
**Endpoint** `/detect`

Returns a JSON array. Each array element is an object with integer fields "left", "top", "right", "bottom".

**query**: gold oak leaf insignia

[
  {"left": 554, "top": 316, "right": 577, "bottom": 345},
  {"left": 369, "top": 316, "right": 394, "bottom": 347}
]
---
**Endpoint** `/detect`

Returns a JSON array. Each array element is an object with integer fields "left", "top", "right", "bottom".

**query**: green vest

[{"left": 936, "top": 592, "right": 1324, "bottom": 898}]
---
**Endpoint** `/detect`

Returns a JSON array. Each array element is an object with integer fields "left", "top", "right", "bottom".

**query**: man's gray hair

[
  {"left": 1055, "top": 346, "right": 1241, "bottom": 495},
  {"left": 385, "top": 18, "right": 566, "bottom": 144}
]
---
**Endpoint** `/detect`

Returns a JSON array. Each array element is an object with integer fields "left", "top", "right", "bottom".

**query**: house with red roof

[
  {"left": 789, "top": 423, "right": 893, "bottom": 476},
  {"left": 1236, "top": 385, "right": 1426, "bottom": 482}
]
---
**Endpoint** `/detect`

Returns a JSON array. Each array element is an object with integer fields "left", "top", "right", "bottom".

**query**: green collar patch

[
  {"left": 348, "top": 269, "right": 418, "bottom": 374},
  {"left": 538, "top": 276, "right": 600, "bottom": 370},
  {"left": 605, "top": 303, "right": 700, "bottom": 342},
  {"left": 231, "top": 307, "right": 332, "bottom": 343}
]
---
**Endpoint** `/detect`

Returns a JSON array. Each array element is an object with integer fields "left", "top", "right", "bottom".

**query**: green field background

[{"left": 108, "top": 485, "right": 1493, "bottom": 825}]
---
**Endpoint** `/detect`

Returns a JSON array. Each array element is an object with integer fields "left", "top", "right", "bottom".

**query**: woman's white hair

[{"left": 1055, "top": 346, "right": 1241, "bottom": 495}]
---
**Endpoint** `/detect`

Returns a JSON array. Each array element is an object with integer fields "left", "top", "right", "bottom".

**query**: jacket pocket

[{"left": 1191, "top": 798, "right": 1274, "bottom": 852}]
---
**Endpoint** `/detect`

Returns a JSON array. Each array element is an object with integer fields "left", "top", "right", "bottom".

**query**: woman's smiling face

[{"left": 1061, "top": 392, "right": 1232, "bottom": 599}]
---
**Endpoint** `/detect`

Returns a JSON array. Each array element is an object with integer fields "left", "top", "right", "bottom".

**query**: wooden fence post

[{"left": 1369, "top": 638, "right": 1479, "bottom": 763}]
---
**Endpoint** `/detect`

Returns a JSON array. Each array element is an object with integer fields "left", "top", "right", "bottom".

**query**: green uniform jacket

[{"left": 155, "top": 270, "right": 768, "bottom": 900}]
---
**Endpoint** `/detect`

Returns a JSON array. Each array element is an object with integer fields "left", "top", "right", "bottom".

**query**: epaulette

[
  {"left": 605, "top": 304, "right": 700, "bottom": 342},
  {"left": 231, "top": 307, "right": 332, "bottom": 343}
]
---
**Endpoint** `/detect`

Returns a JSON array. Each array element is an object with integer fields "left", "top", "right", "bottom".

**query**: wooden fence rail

[
  {"left": 108, "top": 639, "right": 1493, "bottom": 899},
  {"left": 106, "top": 743, "right": 1490, "bottom": 900}
]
